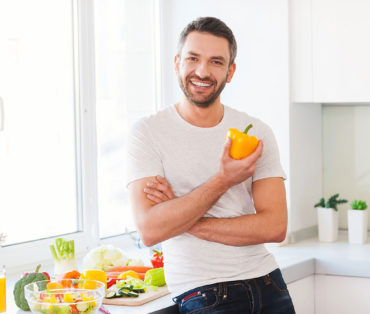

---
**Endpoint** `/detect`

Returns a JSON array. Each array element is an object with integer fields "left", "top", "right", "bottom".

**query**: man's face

[{"left": 175, "top": 31, "right": 236, "bottom": 108}]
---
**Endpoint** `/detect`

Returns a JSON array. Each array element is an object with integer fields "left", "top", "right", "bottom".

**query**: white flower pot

[
  {"left": 317, "top": 207, "right": 338, "bottom": 242},
  {"left": 348, "top": 209, "right": 368, "bottom": 244}
]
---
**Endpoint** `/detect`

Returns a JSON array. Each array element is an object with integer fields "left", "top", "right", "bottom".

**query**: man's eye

[
  {"left": 187, "top": 57, "right": 197, "bottom": 61},
  {"left": 212, "top": 60, "right": 223, "bottom": 65}
]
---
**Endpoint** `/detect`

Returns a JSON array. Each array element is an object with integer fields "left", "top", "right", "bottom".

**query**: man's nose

[{"left": 194, "top": 61, "right": 211, "bottom": 79}]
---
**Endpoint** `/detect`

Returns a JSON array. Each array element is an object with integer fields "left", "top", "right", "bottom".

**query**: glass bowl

[{"left": 24, "top": 279, "right": 105, "bottom": 314}]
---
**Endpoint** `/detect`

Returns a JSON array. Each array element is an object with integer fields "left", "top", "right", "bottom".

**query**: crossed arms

[{"left": 127, "top": 138, "right": 287, "bottom": 247}]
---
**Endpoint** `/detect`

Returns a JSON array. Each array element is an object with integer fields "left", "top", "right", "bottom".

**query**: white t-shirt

[{"left": 126, "top": 104, "right": 286, "bottom": 296}]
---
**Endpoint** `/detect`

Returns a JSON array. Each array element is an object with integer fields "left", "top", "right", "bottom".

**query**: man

[{"left": 127, "top": 17, "right": 295, "bottom": 313}]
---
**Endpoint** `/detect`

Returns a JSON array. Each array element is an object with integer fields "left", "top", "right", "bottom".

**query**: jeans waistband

[{"left": 172, "top": 268, "right": 279, "bottom": 305}]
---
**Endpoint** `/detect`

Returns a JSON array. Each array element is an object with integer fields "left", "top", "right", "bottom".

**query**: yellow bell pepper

[
  {"left": 82, "top": 270, "right": 107, "bottom": 290},
  {"left": 117, "top": 270, "right": 140, "bottom": 280},
  {"left": 63, "top": 293, "right": 74, "bottom": 303},
  {"left": 227, "top": 124, "right": 259, "bottom": 159}
]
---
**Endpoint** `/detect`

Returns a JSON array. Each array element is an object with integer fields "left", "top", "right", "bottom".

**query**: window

[
  {"left": 0, "top": 0, "right": 97, "bottom": 268},
  {"left": 94, "top": 0, "right": 160, "bottom": 238},
  {"left": 0, "top": 0, "right": 79, "bottom": 244},
  {"left": 0, "top": 0, "right": 160, "bottom": 269}
]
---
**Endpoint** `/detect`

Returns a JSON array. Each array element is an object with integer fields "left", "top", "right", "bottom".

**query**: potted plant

[
  {"left": 314, "top": 194, "right": 347, "bottom": 242},
  {"left": 348, "top": 200, "right": 368, "bottom": 244}
]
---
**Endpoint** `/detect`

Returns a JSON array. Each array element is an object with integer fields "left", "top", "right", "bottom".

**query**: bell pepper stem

[
  {"left": 35, "top": 264, "right": 42, "bottom": 273},
  {"left": 243, "top": 124, "right": 253, "bottom": 134}
]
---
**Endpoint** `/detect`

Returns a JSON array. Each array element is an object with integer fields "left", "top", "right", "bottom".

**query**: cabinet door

[
  {"left": 287, "top": 276, "right": 315, "bottom": 314},
  {"left": 312, "top": 0, "right": 370, "bottom": 102},
  {"left": 315, "top": 275, "right": 370, "bottom": 314}
]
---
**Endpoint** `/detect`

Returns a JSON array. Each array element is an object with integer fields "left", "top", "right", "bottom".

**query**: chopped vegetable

[
  {"left": 150, "top": 249, "right": 164, "bottom": 268},
  {"left": 82, "top": 245, "right": 130, "bottom": 271},
  {"left": 50, "top": 238, "right": 76, "bottom": 275},
  {"left": 117, "top": 270, "right": 140, "bottom": 280},
  {"left": 144, "top": 268, "right": 166, "bottom": 287},
  {"left": 106, "top": 266, "right": 152, "bottom": 273},
  {"left": 13, "top": 265, "right": 48, "bottom": 311},
  {"left": 81, "top": 269, "right": 107, "bottom": 290},
  {"left": 61, "top": 270, "right": 81, "bottom": 288}
]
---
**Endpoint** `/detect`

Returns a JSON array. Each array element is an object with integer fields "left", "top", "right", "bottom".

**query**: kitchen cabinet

[
  {"left": 315, "top": 275, "right": 370, "bottom": 314},
  {"left": 288, "top": 274, "right": 370, "bottom": 314},
  {"left": 291, "top": 0, "right": 370, "bottom": 103},
  {"left": 287, "top": 276, "right": 315, "bottom": 314}
]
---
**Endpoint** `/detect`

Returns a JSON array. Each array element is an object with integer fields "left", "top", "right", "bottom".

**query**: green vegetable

[
  {"left": 76, "top": 302, "right": 90, "bottom": 312},
  {"left": 50, "top": 238, "right": 76, "bottom": 274},
  {"left": 50, "top": 238, "right": 75, "bottom": 262},
  {"left": 13, "top": 271, "right": 48, "bottom": 311},
  {"left": 105, "top": 290, "right": 117, "bottom": 299},
  {"left": 50, "top": 304, "right": 72, "bottom": 314},
  {"left": 144, "top": 268, "right": 166, "bottom": 287}
]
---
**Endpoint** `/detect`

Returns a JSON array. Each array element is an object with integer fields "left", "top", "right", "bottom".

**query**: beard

[{"left": 178, "top": 73, "right": 228, "bottom": 108}]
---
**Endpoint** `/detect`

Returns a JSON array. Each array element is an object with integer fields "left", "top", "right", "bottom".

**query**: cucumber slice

[
  {"left": 116, "top": 289, "right": 126, "bottom": 297},
  {"left": 105, "top": 290, "right": 117, "bottom": 299},
  {"left": 132, "top": 288, "right": 145, "bottom": 293},
  {"left": 117, "top": 288, "right": 139, "bottom": 297},
  {"left": 127, "top": 291, "right": 139, "bottom": 297},
  {"left": 76, "top": 302, "right": 90, "bottom": 312}
]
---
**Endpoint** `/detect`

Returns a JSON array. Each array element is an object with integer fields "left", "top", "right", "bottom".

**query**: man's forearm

[
  {"left": 188, "top": 213, "right": 287, "bottom": 246},
  {"left": 134, "top": 175, "right": 229, "bottom": 246}
]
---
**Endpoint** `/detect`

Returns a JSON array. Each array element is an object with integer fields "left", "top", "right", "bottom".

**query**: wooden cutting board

[{"left": 102, "top": 285, "right": 170, "bottom": 306}]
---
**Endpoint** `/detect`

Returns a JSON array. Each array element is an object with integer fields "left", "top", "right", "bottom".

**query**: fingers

[
  {"left": 222, "top": 137, "right": 232, "bottom": 160},
  {"left": 144, "top": 187, "right": 168, "bottom": 202},
  {"left": 144, "top": 176, "right": 176, "bottom": 203},
  {"left": 146, "top": 193, "right": 166, "bottom": 204},
  {"left": 155, "top": 175, "right": 176, "bottom": 199}
]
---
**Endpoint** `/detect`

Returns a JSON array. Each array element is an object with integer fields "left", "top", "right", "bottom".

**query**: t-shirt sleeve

[
  {"left": 125, "top": 118, "right": 164, "bottom": 187},
  {"left": 253, "top": 123, "right": 286, "bottom": 181}
]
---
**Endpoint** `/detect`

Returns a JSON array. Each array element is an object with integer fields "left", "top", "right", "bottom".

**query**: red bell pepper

[
  {"left": 106, "top": 277, "right": 119, "bottom": 289},
  {"left": 23, "top": 264, "right": 50, "bottom": 281},
  {"left": 150, "top": 249, "right": 164, "bottom": 268}
]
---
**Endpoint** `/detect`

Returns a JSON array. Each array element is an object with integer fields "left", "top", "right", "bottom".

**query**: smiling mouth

[{"left": 190, "top": 80, "right": 213, "bottom": 87}]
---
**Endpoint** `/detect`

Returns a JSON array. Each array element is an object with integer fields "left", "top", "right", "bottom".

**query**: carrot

[
  {"left": 106, "top": 271, "right": 146, "bottom": 280},
  {"left": 105, "top": 266, "right": 153, "bottom": 273}
]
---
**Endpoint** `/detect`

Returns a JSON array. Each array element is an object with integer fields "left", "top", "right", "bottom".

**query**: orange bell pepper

[
  {"left": 61, "top": 270, "right": 80, "bottom": 288},
  {"left": 227, "top": 124, "right": 259, "bottom": 159}
]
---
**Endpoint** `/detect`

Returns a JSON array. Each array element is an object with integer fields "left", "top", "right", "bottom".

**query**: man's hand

[
  {"left": 144, "top": 175, "right": 176, "bottom": 203},
  {"left": 216, "top": 137, "right": 263, "bottom": 188}
]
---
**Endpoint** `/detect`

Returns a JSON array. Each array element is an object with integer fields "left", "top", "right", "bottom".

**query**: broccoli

[{"left": 13, "top": 272, "right": 48, "bottom": 311}]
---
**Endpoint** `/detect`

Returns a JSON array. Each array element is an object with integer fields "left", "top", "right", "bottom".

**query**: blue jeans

[{"left": 172, "top": 268, "right": 295, "bottom": 314}]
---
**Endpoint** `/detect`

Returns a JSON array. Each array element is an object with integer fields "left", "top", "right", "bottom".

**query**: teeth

[{"left": 191, "top": 81, "right": 212, "bottom": 87}]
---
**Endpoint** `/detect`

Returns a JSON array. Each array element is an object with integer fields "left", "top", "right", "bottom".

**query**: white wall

[
  {"left": 289, "top": 103, "right": 322, "bottom": 232},
  {"left": 159, "top": 0, "right": 291, "bottom": 214}
]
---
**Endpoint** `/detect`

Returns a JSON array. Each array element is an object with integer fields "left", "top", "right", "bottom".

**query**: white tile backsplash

[{"left": 323, "top": 105, "right": 370, "bottom": 229}]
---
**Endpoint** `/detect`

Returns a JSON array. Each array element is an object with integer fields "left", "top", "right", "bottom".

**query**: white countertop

[{"left": 5, "top": 235, "right": 370, "bottom": 314}]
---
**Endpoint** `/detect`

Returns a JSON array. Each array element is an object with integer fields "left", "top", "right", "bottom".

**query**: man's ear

[
  {"left": 226, "top": 63, "right": 236, "bottom": 83},
  {"left": 174, "top": 55, "right": 180, "bottom": 75}
]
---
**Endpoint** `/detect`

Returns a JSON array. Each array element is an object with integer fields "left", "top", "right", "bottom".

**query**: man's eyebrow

[
  {"left": 186, "top": 51, "right": 226, "bottom": 62},
  {"left": 211, "top": 56, "right": 226, "bottom": 62},
  {"left": 186, "top": 51, "right": 200, "bottom": 57}
]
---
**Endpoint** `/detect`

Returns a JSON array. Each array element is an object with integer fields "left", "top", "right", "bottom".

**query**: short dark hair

[{"left": 177, "top": 17, "right": 237, "bottom": 65}]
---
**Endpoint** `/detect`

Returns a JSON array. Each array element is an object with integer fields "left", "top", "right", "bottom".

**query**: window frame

[
  {"left": 0, "top": 0, "right": 164, "bottom": 271},
  {"left": 0, "top": 0, "right": 100, "bottom": 270}
]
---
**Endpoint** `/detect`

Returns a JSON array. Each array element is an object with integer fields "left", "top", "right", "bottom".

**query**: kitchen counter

[{"left": 6, "top": 234, "right": 370, "bottom": 313}]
